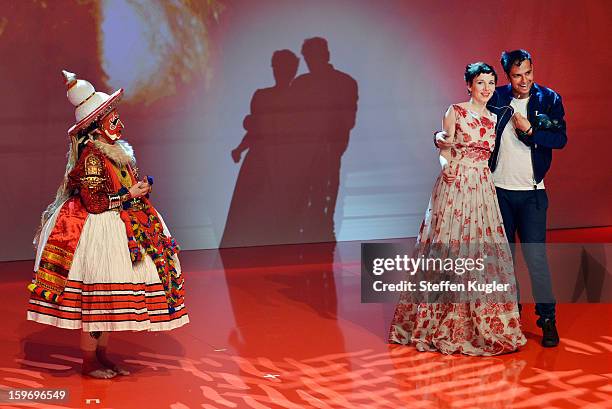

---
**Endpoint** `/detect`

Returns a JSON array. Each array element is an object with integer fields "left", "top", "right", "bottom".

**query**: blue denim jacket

[{"left": 487, "top": 83, "right": 567, "bottom": 184}]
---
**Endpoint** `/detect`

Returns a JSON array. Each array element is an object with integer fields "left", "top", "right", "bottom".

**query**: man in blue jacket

[{"left": 437, "top": 49, "right": 567, "bottom": 347}]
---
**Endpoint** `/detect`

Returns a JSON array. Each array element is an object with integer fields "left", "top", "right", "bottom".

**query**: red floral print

[{"left": 389, "top": 103, "right": 525, "bottom": 356}]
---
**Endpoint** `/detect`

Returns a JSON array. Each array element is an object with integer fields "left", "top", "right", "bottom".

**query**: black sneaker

[{"left": 540, "top": 319, "right": 559, "bottom": 348}]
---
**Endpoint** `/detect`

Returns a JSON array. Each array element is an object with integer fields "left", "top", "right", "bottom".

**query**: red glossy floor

[{"left": 0, "top": 228, "right": 610, "bottom": 408}]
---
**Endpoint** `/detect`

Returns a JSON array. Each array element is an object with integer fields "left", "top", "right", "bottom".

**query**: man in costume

[{"left": 27, "top": 71, "right": 189, "bottom": 379}]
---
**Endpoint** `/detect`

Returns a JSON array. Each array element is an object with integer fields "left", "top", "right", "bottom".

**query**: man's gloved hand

[{"left": 434, "top": 131, "right": 453, "bottom": 149}]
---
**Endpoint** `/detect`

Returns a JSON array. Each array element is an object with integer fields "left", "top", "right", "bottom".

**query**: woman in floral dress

[{"left": 388, "top": 63, "right": 526, "bottom": 355}]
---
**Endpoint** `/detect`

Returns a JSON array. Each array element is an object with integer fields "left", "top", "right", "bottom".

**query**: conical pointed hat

[{"left": 62, "top": 70, "right": 123, "bottom": 135}]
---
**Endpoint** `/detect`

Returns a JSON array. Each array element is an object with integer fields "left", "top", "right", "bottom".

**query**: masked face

[{"left": 99, "top": 109, "right": 124, "bottom": 142}]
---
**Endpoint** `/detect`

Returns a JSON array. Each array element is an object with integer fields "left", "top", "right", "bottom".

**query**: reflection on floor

[{"left": 0, "top": 227, "right": 610, "bottom": 408}]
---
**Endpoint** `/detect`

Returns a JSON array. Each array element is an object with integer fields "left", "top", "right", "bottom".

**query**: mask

[{"left": 99, "top": 109, "right": 124, "bottom": 142}]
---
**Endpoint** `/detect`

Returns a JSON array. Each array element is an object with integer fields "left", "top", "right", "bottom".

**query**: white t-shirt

[{"left": 492, "top": 97, "right": 545, "bottom": 190}]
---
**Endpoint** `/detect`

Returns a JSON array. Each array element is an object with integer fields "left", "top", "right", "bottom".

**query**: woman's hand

[
  {"left": 512, "top": 112, "right": 532, "bottom": 135},
  {"left": 231, "top": 148, "right": 243, "bottom": 163},
  {"left": 442, "top": 163, "right": 458, "bottom": 184}
]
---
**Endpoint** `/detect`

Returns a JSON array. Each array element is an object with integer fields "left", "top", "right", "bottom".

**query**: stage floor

[{"left": 0, "top": 228, "right": 610, "bottom": 408}]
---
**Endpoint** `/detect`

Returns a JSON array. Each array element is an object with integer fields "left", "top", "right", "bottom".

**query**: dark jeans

[{"left": 496, "top": 187, "right": 556, "bottom": 325}]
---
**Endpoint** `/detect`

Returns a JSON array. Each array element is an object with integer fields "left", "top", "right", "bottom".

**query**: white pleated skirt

[{"left": 27, "top": 208, "right": 189, "bottom": 332}]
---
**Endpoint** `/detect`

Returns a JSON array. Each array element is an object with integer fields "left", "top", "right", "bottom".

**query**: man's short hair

[
  {"left": 301, "top": 37, "right": 329, "bottom": 58},
  {"left": 500, "top": 49, "right": 532, "bottom": 74}
]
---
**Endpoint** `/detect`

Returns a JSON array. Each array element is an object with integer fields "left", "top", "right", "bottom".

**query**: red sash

[{"left": 27, "top": 197, "right": 89, "bottom": 302}]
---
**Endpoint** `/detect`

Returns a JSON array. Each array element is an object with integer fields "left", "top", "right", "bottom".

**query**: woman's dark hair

[
  {"left": 500, "top": 49, "right": 532, "bottom": 74},
  {"left": 271, "top": 49, "right": 299, "bottom": 84},
  {"left": 272, "top": 49, "right": 299, "bottom": 73},
  {"left": 464, "top": 62, "right": 497, "bottom": 85}
]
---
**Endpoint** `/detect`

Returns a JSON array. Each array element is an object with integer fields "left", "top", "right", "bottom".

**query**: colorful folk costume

[{"left": 27, "top": 71, "right": 189, "bottom": 333}]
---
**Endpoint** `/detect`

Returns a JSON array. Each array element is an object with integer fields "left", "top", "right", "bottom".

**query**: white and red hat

[{"left": 62, "top": 70, "right": 123, "bottom": 135}]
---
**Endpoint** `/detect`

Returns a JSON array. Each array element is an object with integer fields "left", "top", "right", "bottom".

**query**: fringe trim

[{"left": 27, "top": 283, "right": 63, "bottom": 303}]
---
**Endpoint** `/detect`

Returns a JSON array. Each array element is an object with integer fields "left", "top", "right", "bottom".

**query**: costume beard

[{"left": 92, "top": 139, "right": 136, "bottom": 167}]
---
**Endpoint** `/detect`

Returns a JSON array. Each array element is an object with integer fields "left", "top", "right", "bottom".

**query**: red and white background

[{"left": 0, "top": 0, "right": 610, "bottom": 260}]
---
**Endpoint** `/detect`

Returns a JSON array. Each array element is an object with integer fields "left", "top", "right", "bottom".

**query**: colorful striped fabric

[{"left": 27, "top": 280, "right": 188, "bottom": 332}]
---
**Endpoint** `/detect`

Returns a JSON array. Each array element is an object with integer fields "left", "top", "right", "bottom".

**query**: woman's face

[
  {"left": 468, "top": 73, "right": 496, "bottom": 104},
  {"left": 272, "top": 62, "right": 298, "bottom": 87}
]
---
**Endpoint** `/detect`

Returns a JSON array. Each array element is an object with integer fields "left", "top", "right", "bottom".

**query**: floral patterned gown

[{"left": 388, "top": 104, "right": 526, "bottom": 356}]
